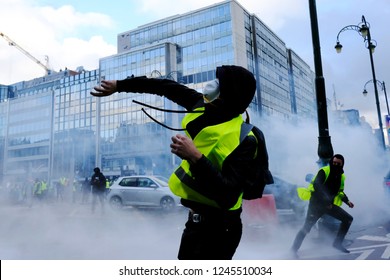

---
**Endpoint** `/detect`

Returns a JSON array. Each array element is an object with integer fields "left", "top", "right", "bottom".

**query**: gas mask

[
  {"left": 134, "top": 79, "right": 220, "bottom": 131},
  {"left": 330, "top": 156, "right": 344, "bottom": 174},
  {"left": 330, "top": 163, "right": 344, "bottom": 175},
  {"left": 202, "top": 79, "right": 220, "bottom": 103}
]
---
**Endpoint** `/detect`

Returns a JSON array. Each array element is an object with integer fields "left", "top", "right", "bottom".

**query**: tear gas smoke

[{"left": 1, "top": 111, "right": 389, "bottom": 260}]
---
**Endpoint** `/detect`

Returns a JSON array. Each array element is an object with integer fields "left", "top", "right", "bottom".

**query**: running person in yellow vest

[
  {"left": 92, "top": 65, "right": 262, "bottom": 260},
  {"left": 292, "top": 154, "right": 354, "bottom": 257}
]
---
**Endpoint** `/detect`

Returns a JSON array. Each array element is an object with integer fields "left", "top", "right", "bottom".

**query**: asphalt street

[{"left": 0, "top": 198, "right": 389, "bottom": 260}]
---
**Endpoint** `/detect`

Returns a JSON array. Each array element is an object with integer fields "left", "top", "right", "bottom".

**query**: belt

[
  {"left": 189, "top": 210, "right": 206, "bottom": 223},
  {"left": 189, "top": 212, "right": 202, "bottom": 223},
  {"left": 188, "top": 209, "right": 240, "bottom": 223}
]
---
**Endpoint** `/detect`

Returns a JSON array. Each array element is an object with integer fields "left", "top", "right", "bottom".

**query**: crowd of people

[
  {"left": 91, "top": 65, "right": 355, "bottom": 260},
  {"left": 0, "top": 172, "right": 111, "bottom": 208},
  {"left": 0, "top": 65, "right": 357, "bottom": 260}
]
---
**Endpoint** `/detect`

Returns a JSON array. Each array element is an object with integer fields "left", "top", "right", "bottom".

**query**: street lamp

[
  {"left": 362, "top": 79, "right": 390, "bottom": 116},
  {"left": 308, "top": 0, "right": 334, "bottom": 166},
  {"left": 335, "top": 16, "right": 386, "bottom": 150},
  {"left": 335, "top": 15, "right": 386, "bottom": 150}
]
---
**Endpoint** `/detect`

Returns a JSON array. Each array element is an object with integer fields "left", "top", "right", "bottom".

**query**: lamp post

[
  {"left": 308, "top": 0, "right": 334, "bottom": 166},
  {"left": 363, "top": 79, "right": 390, "bottom": 116},
  {"left": 335, "top": 15, "right": 386, "bottom": 150}
]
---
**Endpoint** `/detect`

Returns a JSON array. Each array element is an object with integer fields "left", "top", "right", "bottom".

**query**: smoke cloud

[{"left": 1, "top": 110, "right": 389, "bottom": 260}]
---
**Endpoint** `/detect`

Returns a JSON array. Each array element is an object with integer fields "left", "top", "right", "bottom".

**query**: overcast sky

[
  {"left": 1, "top": 0, "right": 389, "bottom": 127},
  {"left": 1, "top": 0, "right": 390, "bottom": 264}
]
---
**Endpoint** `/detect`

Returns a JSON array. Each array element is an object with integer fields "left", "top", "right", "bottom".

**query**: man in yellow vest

[
  {"left": 40, "top": 179, "right": 47, "bottom": 202},
  {"left": 31, "top": 178, "right": 43, "bottom": 206},
  {"left": 57, "top": 177, "right": 67, "bottom": 202},
  {"left": 292, "top": 154, "right": 354, "bottom": 257},
  {"left": 105, "top": 178, "right": 110, "bottom": 196},
  {"left": 91, "top": 65, "right": 266, "bottom": 260}
]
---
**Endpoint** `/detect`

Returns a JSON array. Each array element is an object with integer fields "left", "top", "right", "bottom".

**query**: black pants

[
  {"left": 91, "top": 191, "right": 105, "bottom": 213},
  {"left": 292, "top": 200, "right": 353, "bottom": 251},
  {"left": 178, "top": 209, "right": 242, "bottom": 260}
]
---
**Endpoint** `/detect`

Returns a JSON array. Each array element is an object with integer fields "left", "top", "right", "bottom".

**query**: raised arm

[{"left": 91, "top": 76, "right": 203, "bottom": 111}]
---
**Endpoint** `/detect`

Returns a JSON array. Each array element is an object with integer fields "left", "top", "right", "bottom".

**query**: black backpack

[{"left": 240, "top": 122, "right": 274, "bottom": 200}]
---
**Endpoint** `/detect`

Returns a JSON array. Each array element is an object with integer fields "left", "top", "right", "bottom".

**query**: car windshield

[
  {"left": 111, "top": 177, "right": 121, "bottom": 184},
  {"left": 152, "top": 176, "right": 169, "bottom": 187}
]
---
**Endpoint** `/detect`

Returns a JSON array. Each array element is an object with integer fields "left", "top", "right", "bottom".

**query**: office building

[{"left": 0, "top": 0, "right": 316, "bottom": 184}]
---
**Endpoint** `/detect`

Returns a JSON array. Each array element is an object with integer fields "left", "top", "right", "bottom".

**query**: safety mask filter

[{"left": 203, "top": 79, "right": 220, "bottom": 103}]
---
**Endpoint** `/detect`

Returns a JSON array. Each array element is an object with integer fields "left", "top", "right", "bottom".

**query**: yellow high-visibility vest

[
  {"left": 33, "top": 182, "right": 42, "bottom": 195},
  {"left": 41, "top": 181, "right": 47, "bottom": 191},
  {"left": 169, "top": 108, "right": 252, "bottom": 210},
  {"left": 59, "top": 177, "right": 67, "bottom": 186},
  {"left": 297, "top": 165, "right": 346, "bottom": 206}
]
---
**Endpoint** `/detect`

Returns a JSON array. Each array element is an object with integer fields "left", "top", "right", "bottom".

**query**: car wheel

[
  {"left": 160, "top": 196, "right": 175, "bottom": 211},
  {"left": 109, "top": 196, "right": 123, "bottom": 209}
]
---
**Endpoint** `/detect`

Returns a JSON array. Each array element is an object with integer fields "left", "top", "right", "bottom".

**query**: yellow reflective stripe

[
  {"left": 174, "top": 166, "right": 196, "bottom": 190},
  {"left": 169, "top": 166, "right": 219, "bottom": 208}
]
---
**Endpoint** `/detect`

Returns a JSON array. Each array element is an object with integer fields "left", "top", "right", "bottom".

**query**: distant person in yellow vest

[
  {"left": 57, "top": 177, "right": 67, "bottom": 202},
  {"left": 30, "top": 178, "right": 43, "bottom": 207},
  {"left": 91, "top": 65, "right": 267, "bottom": 260},
  {"left": 292, "top": 154, "right": 354, "bottom": 257},
  {"left": 40, "top": 180, "right": 47, "bottom": 201},
  {"left": 105, "top": 179, "right": 110, "bottom": 196}
]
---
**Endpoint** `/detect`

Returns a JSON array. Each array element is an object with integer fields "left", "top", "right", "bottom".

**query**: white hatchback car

[{"left": 107, "top": 175, "right": 181, "bottom": 211}]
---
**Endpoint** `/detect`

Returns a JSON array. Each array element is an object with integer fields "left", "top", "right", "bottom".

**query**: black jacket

[
  {"left": 116, "top": 66, "right": 258, "bottom": 210},
  {"left": 90, "top": 172, "right": 106, "bottom": 193},
  {"left": 312, "top": 169, "right": 349, "bottom": 207}
]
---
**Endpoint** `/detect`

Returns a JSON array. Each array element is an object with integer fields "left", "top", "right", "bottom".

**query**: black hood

[
  {"left": 329, "top": 154, "right": 345, "bottom": 167},
  {"left": 215, "top": 65, "right": 256, "bottom": 115},
  {"left": 329, "top": 154, "right": 345, "bottom": 175}
]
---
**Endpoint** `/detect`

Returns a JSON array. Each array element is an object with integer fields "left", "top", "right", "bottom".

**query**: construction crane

[{"left": 0, "top": 32, "right": 52, "bottom": 75}]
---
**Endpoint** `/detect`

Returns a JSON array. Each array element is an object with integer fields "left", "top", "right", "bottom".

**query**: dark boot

[
  {"left": 333, "top": 242, "right": 349, "bottom": 253},
  {"left": 291, "top": 230, "right": 306, "bottom": 256},
  {"left": 333, "top": 221, "right": 352, "bottom": 253}
]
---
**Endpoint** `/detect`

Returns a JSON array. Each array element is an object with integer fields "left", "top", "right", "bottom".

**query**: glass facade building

[
  {"left": 287, "top": 49, "right": 317, "bottom": 119},
  {"left": 0, "top": 70, "right": 98, "bottom": 184},
  {"left": 52, "top": 70, "right": 98, "bottom": 181},
  {"left": 0, "top": 0, "right": 316, "bottom": 184}
]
